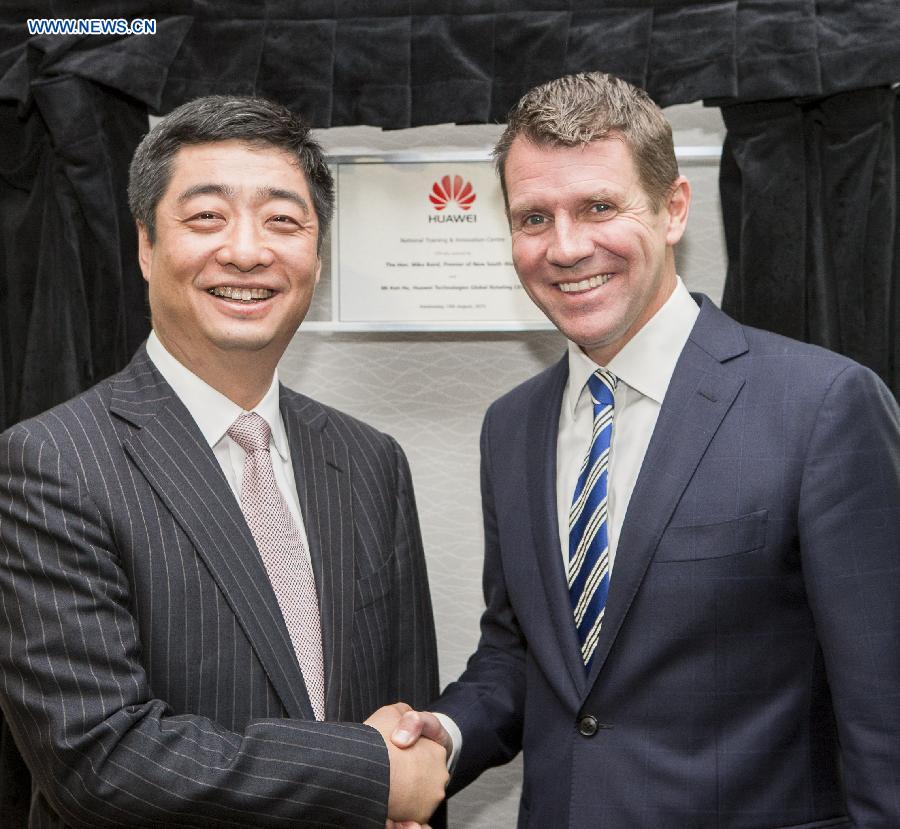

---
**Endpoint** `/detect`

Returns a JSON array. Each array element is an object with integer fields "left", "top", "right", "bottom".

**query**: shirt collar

[
  {"left": 564, "top": 276, "right": 700, "bottom": 415},
  {"left": 145, "top": 331, "right": 289, "bottom": 460}
]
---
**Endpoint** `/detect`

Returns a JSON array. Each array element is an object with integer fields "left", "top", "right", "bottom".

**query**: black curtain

[
  {"left": 1, "top": 84, "right": 149, "bottom": 428},
  {"left": 0, "top": 7, "right": 192, "bottom": 431},
  {"left": 719, "top": 87, "right": 898, "bottom": 395},
  {"left": 156, "top": 0, "right": 900, "bottom": 127}
]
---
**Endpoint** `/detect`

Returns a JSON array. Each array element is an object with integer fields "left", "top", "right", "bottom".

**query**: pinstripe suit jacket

[{"left": 0, "top": 345, "right": 440, "bottom": 828}]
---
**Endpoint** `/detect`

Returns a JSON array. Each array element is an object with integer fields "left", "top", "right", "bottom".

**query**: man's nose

[
  {"left": 546, "top": 217, "right": 594, "bottom": 267},
  {"left": 215, "top": 218, "right": 275, "bottom": 271}
]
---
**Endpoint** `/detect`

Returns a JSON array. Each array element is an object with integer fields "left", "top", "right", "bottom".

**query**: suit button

[{"left": 578, "top": 715, "right": 599, "bottom": 737}]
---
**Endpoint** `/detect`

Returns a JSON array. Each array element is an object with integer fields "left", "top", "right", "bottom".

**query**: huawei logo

[{"left": 429, "top": 175, "right": 477, "bottom": 211}]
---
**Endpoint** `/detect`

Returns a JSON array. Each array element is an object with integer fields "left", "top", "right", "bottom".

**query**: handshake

[{"left": 365, "top": 702, "right": 453, "bottom": 828}]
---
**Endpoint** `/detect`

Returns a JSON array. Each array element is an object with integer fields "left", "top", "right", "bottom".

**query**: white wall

[{"left": 281, "top": 104, "right": 727, "bottom": 828}]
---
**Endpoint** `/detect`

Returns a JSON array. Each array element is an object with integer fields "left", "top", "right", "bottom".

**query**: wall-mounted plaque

[{"left": 333, "top": 156, "right": 548, "bottom": 328}]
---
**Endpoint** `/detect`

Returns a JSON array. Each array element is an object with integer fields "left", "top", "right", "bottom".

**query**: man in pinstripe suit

[{"left": 0, "top": 97, "right": 447, "bottom": 828}]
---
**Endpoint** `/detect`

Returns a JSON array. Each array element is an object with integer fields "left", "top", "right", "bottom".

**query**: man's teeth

[
  {"left": 208, "top": 287, "right": 274, "bottom": 301},
  {"left": 558, "top": 274, "right": 612, "bottom": 293}
]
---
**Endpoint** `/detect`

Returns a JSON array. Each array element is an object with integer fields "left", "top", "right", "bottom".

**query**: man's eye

[
  {"left": 184, "top": 211, "right": 225, "bottom": 227},
  {"left": 270, "top": 215, "right": 298, "bottom": 226},
  {"left": 590, "top": 203, "right": 611, "bottom": 215},
  {"left": 523, "top": 214, "right": 545, "bottom": 227}
]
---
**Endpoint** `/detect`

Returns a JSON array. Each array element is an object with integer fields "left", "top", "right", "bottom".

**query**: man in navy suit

[
  {"left": 393, "top": 72, "right": 900, "bottom": 828},
  {"left": 0, "top": 96, "right": 446, "bottom": 828}
]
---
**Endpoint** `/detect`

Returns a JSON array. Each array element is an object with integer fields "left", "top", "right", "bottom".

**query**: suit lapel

[
  {"left": 110, "top": 348, "right": 314, "bottom": 720},
  {"left": 586, "top": 298, "right": 748, "bottom": 687},
  {"left": 526, "top": 358, "right": 589, "bottom": 701},
  {"left": 280, "top": 390, "right": 356, "bottom": 722}
]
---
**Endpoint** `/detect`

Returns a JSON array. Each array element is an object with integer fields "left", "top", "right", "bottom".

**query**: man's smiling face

[
  {"left": 504, "top": 134, "right": 689, "bottom": 365},
  {"left": 138, "top": 139, "right": 321, "bottom": 377}
]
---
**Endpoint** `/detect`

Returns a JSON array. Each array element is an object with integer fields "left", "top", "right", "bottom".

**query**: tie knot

[
  {"left": 227, "top": 412, "right": 272, "bottom": 454},
  {"left": 587, "top": 369, "right": 617, "bottom": 408}
]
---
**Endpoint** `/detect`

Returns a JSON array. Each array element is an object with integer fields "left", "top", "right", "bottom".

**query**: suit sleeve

[
  {"left": 388, "top": 438, "right": 441, "bottom": 709},
  {"left": 430, "top": 406, "right": 526, "bottom": 794},
  {"left": 0, "top": 423, "right": 390, "bottom": 829},
  {"left": 798, "top": 364, "right": 900, "bottom": 827}
]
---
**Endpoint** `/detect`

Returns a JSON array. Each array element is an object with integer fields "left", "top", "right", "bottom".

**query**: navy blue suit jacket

[{"left": 434, "top": 296, "right": 900, "bottom": 829}]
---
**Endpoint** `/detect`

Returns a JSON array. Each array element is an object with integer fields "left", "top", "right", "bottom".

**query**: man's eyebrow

[
  {"left": 258, "top": 187, "right": 310, "bottom": 214},
  {"left": 510, "top": 190, "right": 618, "bottom": 213},
  {"left": 176, "top": 183, "right": 237, "bottom": 203},
  {"left": 176, "top": 184, "right": 311, "bottom": 215},
  {"left": 584, "top": 191, "right": 618, "bottom": 202}
]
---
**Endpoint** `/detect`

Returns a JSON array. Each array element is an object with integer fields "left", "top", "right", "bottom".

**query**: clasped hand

[{"left": 364, "top": 702, "right": 452, "bottom": 828}]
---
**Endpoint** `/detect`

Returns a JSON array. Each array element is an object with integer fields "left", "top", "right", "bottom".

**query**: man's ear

[
  {"left": 137, "top": 223, "right": 153, "bottom": 282},
  {"left": 664, "top": 176, "right": 691, "bottom": 246}
]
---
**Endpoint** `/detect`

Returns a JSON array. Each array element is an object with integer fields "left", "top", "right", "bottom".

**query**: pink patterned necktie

[{"left": 227, "top": 412, "right": 325, "bottom": 720}]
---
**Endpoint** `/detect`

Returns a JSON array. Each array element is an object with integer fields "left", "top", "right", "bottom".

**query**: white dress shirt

[
  {"left": 557, "top": 277, "right": 699, "bottom": 573},
  {"left": 145, "top": 331, "right": 312, "bottom": 557}
]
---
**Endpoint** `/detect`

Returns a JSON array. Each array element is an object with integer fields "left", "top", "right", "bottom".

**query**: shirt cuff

[{"left": 432, "top": 712, "right": 462, "bottom": 773}]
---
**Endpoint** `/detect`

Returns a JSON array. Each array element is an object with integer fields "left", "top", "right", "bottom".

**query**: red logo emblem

[{"left": 429, "top": 175, "right": 476, "bottom": 211}]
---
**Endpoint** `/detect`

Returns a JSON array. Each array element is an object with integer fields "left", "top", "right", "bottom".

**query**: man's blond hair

[{"left": 494, "top": 72, "right": 679, "bottom": 211}]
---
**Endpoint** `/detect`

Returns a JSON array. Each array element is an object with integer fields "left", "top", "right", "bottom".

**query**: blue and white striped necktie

[{"left": 568, "top": 368, "right": 617, "bottom": 670}]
